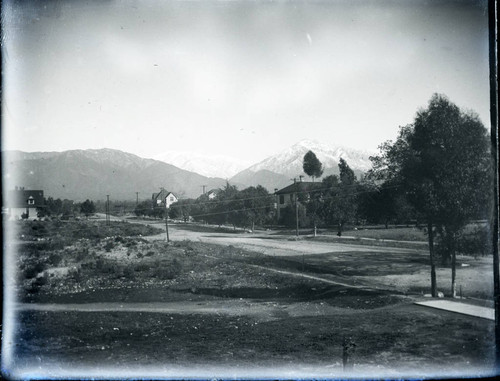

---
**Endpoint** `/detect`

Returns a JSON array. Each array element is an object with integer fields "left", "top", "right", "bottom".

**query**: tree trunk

[
  {"left": 451, "top": 249, "right": 457, "bottom": 298},
  {"left": 251, "top": 220, "right": 255, "bottom": 232},
  {"left": 337, "top": 221, "right": 342, "bottom": 237},
  {"left": 428, "top": 221, "right": 437, "bottom": 297}
]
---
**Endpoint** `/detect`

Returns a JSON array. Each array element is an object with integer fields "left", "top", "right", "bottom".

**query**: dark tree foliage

[
  {"left": 370, "top": 93, "right": 492, "bottom": 297},
  {"left": 319, "top": 159, "right": 358, "bottom": 235},
  {"left": 303, "top": 150, "right": 324, "bottom": 181},
  {"left": 279, "top": 204, "right": 308, "bottom": 228},
  {"left": 80, "top": 199, "right": 96, "bottom": 218},
  {"left": 169, "top": 199, "right": 193, "bottom": 222},
  {"left": 189, "top": 183, "right": 273, "bottom": 230},
  {"left": 239, "top": 185, "right": 274, "bottom": 231},
  {"left": 134, "top": 200, "right": 153, "bottom": 217}
]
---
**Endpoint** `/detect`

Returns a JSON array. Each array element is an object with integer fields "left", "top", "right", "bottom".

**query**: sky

[{"left": 1, "top": 0, "right": 491, "bottom": 163}]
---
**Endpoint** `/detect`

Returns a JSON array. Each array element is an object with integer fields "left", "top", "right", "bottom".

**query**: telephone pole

[
  {"left": 293, "top": 178, "right": 299, "bottom": 237},
  {"left": 136, "top": 192, "right": 139, "bottom": 205},
  {"left": 165, "top": 207, "right": 170, "bottom": 242},
  {"left": 295, "top": 191, "right": 299, "bottom": 237}
]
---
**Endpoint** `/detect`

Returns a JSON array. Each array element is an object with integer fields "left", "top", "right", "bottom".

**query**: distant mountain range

[
  {"left": 3, "top": 140, "right": 374, "bottom": 201},
  {"left": 2, "top": 149, "right": 230, "bottom": 201}
]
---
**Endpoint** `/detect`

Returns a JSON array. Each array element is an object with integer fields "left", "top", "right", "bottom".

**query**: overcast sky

[{"left": 2, "top": 0, "right": 490, "bottom": 162}]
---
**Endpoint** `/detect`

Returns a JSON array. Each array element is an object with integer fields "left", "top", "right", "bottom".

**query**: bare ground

[{"left": 3, "top": 219, "right": 496, "bottom": 379}]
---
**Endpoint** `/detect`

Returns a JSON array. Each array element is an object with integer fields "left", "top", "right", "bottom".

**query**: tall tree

[
  {"left": 240, "top": 186, "right": 273, "bottom": 231},
  {"left": 80, "top": 199, "right": 96, "bottom": 218},
  {"left": 303, "top": 150, "right": 324, "bottom": 181},
  {"left": 319, "top": 159, "right": 358, "bottom": 236},
  {"left": 370, "top": 94, "right": 492, "bottom": 297}
]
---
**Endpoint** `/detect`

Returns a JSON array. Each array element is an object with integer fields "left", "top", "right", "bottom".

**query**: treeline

[
  {"left": 37, "top": 197, "right": 96, "bottom": 219},
  {"left": 278, "top": 158, "right": 419, "bottom": 234},
  {"left": 135, "top": 185, "right": 275, "bottom": 231}
]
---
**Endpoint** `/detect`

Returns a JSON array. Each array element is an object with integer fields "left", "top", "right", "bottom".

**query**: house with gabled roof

[
  {"left": 4, "top": 187, "right": 45, "bottom": 220},
  {"left": 152, "top": 188, "right": 178, "bottom": 209},
  {"left": 274, "top": 180, "right": 323, "bottom": 219},
  {"left": 206, "top": 189, "right": 220, "bottom": 200}
]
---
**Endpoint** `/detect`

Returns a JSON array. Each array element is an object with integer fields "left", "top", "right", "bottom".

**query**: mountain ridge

[
  {"left": 3, "top": 148, "right": 231, "bottom": 201},
  {"left": 229, "top": 139, "right": 373, "bottom": 190},
  {"left": 3, "top": 141, "right": 374, "bottom": 200}
]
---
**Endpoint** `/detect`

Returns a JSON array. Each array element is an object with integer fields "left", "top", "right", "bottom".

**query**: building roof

[
  {"left": 152, "top": 188, "right": 172, "bottom": 200},
  {"left": 6, "top": 189, "right": 45, "bottom": 208},
  {"left": 275, "top": 182, "right": 323, "bottom": 195}
]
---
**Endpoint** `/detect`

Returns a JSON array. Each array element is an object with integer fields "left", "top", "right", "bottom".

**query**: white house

[
  {"left": 152, "top": 188, "right": 178, "bottom": 209},
  {"left": 5, "top": 187, "right": 45, "bottom": 220}
]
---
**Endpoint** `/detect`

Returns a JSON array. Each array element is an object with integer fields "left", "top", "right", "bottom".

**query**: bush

[
  {"left": 27, "top": 274, "right": 49, "bottom": 294},
  {"left": 457, "top": 226, "right": 492, "bottom": 256},
  {"left": 68, "top": 267, "right": 83, "bottom": 283},
  {"left": 76, "top": 247, "right": 89, "bottom": 261},
  {"left": 123, "top": 266, "right": 135, "bottom": 280},
  {"left": 24, "top": 261, "right": 46, "bottom": 279},
  {"left": 134, "top": 263, "right": 150, "bottom": 272},
  {"left": 153, "top": 258, "right": 182, "bottom": 280},
  {"left": 104, "top": 241, "right": 115, "bottom": 252},
  {"left": 48, "top": 253, "right": 63, "bottom": 267}
]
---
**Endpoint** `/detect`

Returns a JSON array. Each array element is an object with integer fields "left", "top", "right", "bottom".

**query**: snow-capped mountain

[
  {"left": 153, "top": 151, "right": 250, "bottom": 179},
  {"left": 230, "top": 139, "right": 374, "bottom": 190},
  {"left": 250, "top": 139, "right": 373, "bottom": 175}
]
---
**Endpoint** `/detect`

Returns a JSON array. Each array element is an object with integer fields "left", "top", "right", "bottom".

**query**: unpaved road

[
  {"left": 14, "top": 299, "right": 360, "bottom": 322},
  {"left": 137, "top": 221, "right": 426, "bottom": 257}
]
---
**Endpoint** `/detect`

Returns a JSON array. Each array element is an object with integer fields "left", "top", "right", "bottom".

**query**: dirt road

[{"left": 139, "top": 221, "right": 426, "bottom": 258}]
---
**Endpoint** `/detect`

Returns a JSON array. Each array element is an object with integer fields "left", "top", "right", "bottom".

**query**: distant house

[
  {"left": 275, "top": 180, "right": 322, "bottom": 219},
  {"left": 4, "top": 187, "right": 45, "bottom": 220},
  {"left": 152, "top": 188, "right": 178, "bottom": 209},
  {"left": 206, "top": 189, "right": 220, "bottom": 200}
]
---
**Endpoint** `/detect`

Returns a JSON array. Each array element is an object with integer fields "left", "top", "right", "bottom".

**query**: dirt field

[{"left": 3, "top": 219, "right": 496, "bottom": 379}]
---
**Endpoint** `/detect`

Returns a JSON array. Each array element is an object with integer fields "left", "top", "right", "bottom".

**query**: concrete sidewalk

[{"left": 415, "top": 299, "right": 494, "bottom": 320}]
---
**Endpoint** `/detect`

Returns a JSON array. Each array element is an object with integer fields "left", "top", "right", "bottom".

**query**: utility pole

[
  {"left": 106, "top": 195, "right": 110, "bottom": 225},
  {"left": 295, "top": 192, "right": 299, "bottom": 237},
  {"left": 274, "top": 188, "right": 279, "bottom": 225},
  {"left": 165, "top": 207, "right": 170, "bottom": 242},
  {"left": 136, "top": 192, "right": 139, "bottom": 206},
  {"left": 293, "top": 178, "right": 299, "bottom": 237}
]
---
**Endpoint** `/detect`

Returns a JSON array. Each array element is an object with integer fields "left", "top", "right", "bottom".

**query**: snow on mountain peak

[
  {"left": 153, "top": 151, "right": 250, "bottom": 178},
  {"left": 245, "top": 139, "right": 374, "bottom": 178}
]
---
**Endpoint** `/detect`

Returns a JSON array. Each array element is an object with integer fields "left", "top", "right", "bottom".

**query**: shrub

[
  {"left": 76, "top": 247, "right": 89, "bottom": 261},
  {"left": 24, "top": 261, "right": 46, "bottom": 279},
  {"left": 153, "top": 258, "right": 182, "bottom": 280},
  {"left": 95, "top": 257, "right": 118, "bottom": 274},
  {"left": 27, "top": 274, "right": 49, "bottom": 294},
  {"left": 104, "top": 241, "right": 115, "bottom": 252},
  {"left": 457, "top": 226, "right": 492, "bottom": 257},
  {"left": 48, "top": 253, "right": 62, "bottom": 267},
  {"left": 134, "top": 263, "right": 150, "bottom": 272},
  {"left": 68, "top": 267, "right": 83, "bottom": 283},
  {"left": 123, "top": 266, "right": 135, "bottom": 280}
]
